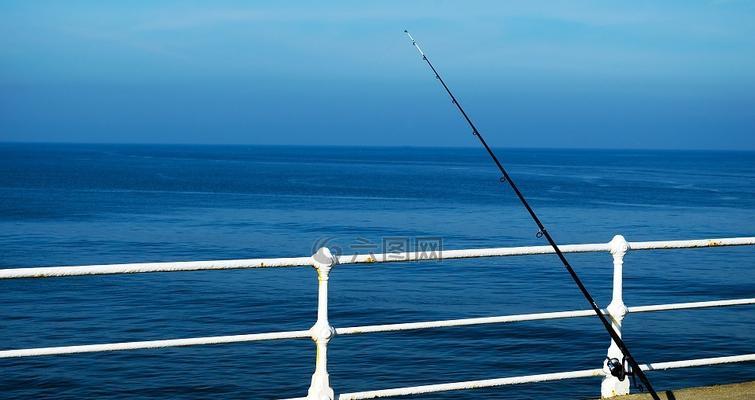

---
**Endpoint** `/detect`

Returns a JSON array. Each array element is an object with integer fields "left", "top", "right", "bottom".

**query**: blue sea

[{"left": 0, "top": 143, "right": 753, "bottom": 399}]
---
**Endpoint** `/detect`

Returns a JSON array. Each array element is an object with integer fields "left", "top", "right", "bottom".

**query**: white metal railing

[{"left": 1, "top": 235, "right": 753, "bottom": 399}]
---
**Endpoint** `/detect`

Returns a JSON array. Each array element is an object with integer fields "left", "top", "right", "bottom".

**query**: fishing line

[{"left": 404, "top": 30, "right": 661, "bottom": 400}]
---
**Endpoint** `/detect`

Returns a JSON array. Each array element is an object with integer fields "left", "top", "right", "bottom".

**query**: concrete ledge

[{"left": 596, "top": 380, "right": 755, "bottom": 400}]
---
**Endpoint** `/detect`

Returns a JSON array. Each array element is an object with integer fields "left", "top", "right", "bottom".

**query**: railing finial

[{"left": 609, "top": 234, "right": 629, "bottom": 257}]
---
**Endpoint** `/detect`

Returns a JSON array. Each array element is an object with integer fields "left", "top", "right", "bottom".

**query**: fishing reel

[
  {"left": 606, "top": 356, "right": 645, "bottom": 392},
  {"left": 606, "top": 357, "right": 627, "bottom": 381}
]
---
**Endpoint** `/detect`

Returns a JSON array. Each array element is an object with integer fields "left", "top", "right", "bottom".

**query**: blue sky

[{"left": 1, "top": 1, "right": 754, "bottom": 149}]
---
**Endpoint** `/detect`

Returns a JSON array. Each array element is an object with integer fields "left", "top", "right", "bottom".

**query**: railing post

[
  {"left": 601, "top": 235, "right": 630, "bottom": 397},
  {"left": 307, "top": 247, "right": 337, "bottom": 400}
]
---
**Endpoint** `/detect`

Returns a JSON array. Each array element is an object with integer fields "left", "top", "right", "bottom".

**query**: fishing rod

[{"left": 404, "top": 30, "right": 661, "bottom": 400}]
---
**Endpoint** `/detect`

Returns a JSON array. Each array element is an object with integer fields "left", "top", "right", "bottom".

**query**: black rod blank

[{"left": 404, "top": 30, "right": 661, "bottom": 400}]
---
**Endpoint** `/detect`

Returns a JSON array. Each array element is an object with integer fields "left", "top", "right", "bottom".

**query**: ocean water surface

[{"left": 0, "top": 143, "right": 753, "bottom": 399}]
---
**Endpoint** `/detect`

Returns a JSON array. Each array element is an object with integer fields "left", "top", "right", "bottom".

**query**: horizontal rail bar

[
  {"left": 338, "top": 368, "right": 605, "bottom": 399},
  {"left": 337, "top": 298, "right": 755, "bottom": 336},
  {"left": 629, "top": 237, "right": 755, "bottom": 251},
  {"left": 336, "top": 309, "right": 596, "bottom": 335},
  {"left": 642, "top": 353, "right": 755, "bottom": 371},
  {"left": 0, "top": 257, "right": 314, "bottom": 279},
  {"left": 3, "top": 298, "right": 751, "bottom": 358},
  {"left": 627, "top": 298, "right": 755, "bottom": 313},
  {"left": 337, "top": 236, "right": 755, "bottom": 266},
  {"left": 337, "top": 242, "right": 611, "bottom": 265},
  {"left": 0, "top": 330, "right": 311, "bottom": 358},
  {"left": 1, "top": 237, "right": 752, "bottom": 279},
  {"left": 338, "top": 353, "right": 755, "bottom": 399}
]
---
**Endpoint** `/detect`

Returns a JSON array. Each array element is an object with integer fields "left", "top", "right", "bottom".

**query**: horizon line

[{"left": 1, "top": 140, "right": 754, "bottom": 153}]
